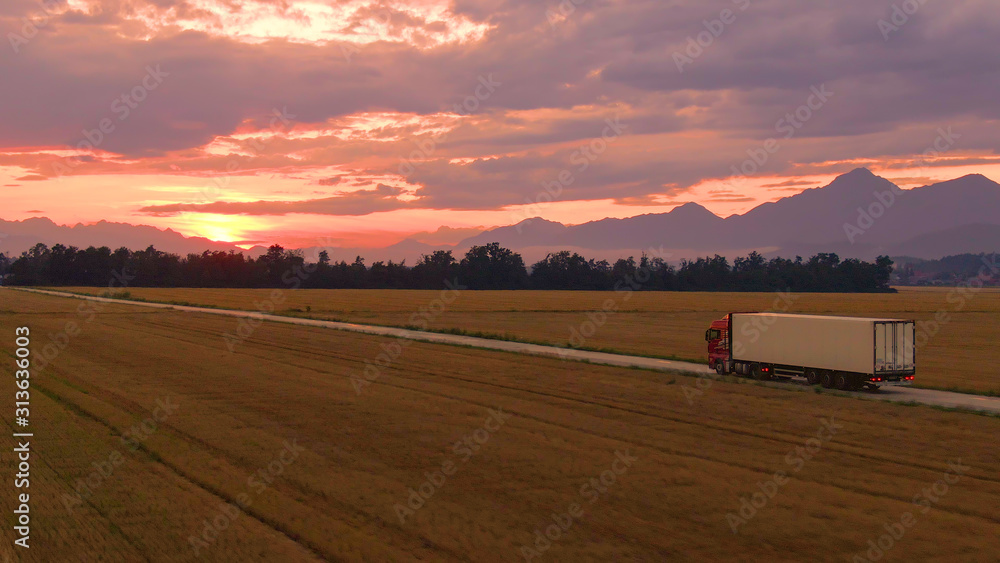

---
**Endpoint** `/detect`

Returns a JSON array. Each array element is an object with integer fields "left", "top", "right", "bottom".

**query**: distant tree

[
  {"left": 874, "top": 255, "right": 894, "bottom": 291},
  {"left": 412, "top": 250, "right": 459, "bottom": 289},
  {"left": 460, "top": 243, "right": 528, "bottom": 289},
  {"left": 611, "top": 256, "right": 637, "bottom": 284},
  {"left": 530, "top": 251, "right": 598, "bottom": 290},
  {"left": 347, "top": 256, "right": 367, "bottom": 288},
  {"left": 733, "top": 250, "right": 767, "bottom": 291},
  {"left": 677, "top": 255, "right": 730, "bottom": 291},
  {"left": 129, "top": 245, "right": 180, "bottom": 286},
  {"left": 9, "top": 243, "right": 51, "bottom": 285},
  {"left": 644, "top": 255, "right": 676, "bottom": 290}
]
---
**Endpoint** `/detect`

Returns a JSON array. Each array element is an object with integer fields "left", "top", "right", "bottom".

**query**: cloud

[
  {"left": 706, "top": 196, "right": 755, "bottom": 203},
  {"left": 614, "top": 194, "right": 675, "bottom": 207},
  {"left": 317, "top": 176, "right": 344, "bottom": 186},
  {"left": 762, "top": 179, "right": 816, "bottom": 188},
  {"left": 886, "top": 176, "right": 936, "bottom": 186},
  {"left": 138, "top": 184, "right": 411, "bottom": 216},
  {"left": 3, "top": 0, "right": 1000, "bottom": 218},
  {"left": 405, "top": 225, "right": 491, "bottom": 245},
  {"left": 15, "top": 175, "right": 46, "bottom": 181}
]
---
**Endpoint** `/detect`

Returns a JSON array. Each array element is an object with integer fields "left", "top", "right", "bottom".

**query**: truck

[{"left": 705, "top": 313, "right": 915, "bottom": 390}]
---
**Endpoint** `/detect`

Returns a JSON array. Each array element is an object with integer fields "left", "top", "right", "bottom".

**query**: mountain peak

[
  {"left": 923, "top": 173, "right": 1000, "bottom": 193},
  {"left": 670, "top": 202, "right": 719, "bottom": 219},
  {"left": 822, "top": 167, "right": 893, "bottom": 193},
  {"left": 954, "top": 173, "right": 994, "bottom": 184},
  {"left": 846, "top": 167, "right": 876, "bottom": 177},
  {"left": 515, "top": 217, "right": 564, "bottom": 227},
  {"left": 672, "top": 201, "right": 708, "bottom": 211}
]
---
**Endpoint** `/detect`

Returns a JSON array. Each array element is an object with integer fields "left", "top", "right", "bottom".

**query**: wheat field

[
  {"left": 1, "top": 289, "right": 999, "bottom": 561},
  {"left": 57, "top": 286, "right": 1000, "bottom": 394}
]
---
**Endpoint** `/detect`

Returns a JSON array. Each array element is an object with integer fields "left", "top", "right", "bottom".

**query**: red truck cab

[{"left": 705, "top": 316, "right": 730, "bottom": 374}]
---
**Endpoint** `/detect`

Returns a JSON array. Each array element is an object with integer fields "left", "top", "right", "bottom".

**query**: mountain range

[
  {"left": 454, "top": 168, "right": 1000, "bottom": 262},
  {"left": 0, "top": 217, "right": 248, "bottom": 257},
  {"left": 2, "top": 169, "right": 999, "bottom": 263}
]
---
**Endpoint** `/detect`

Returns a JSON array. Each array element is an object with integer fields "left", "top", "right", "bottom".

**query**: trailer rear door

[{"left": 875, "top": 321, "right": 915, "bottom": 375}]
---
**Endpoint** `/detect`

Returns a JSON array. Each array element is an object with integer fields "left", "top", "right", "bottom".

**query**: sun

[
  {"left": 159, "top": 213, "right": 264, "bottom": 246},
  {"left": 202, "top": 225, "right": 239, "bottom": 243}
]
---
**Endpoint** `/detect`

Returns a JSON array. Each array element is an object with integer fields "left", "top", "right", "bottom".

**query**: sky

[{"left": 1, "top": 0, "right": 999, "bottom": 249}]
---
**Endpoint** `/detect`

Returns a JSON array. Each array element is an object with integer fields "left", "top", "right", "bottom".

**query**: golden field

[
  {"left": 2, "top": 289, "right": 1000, "bottom": 562},
  {"left": 58, "top": 286, "right": 1000, "bottom": 394}
]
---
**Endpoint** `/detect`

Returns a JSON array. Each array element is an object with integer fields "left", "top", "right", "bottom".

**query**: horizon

[
  {"left": 3, "top": 1, "right": 1000, "bottom": 249},
  {"left": 3, "top": 168, "right": 999, "bottom": 253}
]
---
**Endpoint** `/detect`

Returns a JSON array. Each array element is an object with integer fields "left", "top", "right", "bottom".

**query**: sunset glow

[
  {"left": 84, "top": 0, "right": 494, "bottom": 46},
  {"left": 2, "top": 0, "right": 999, "bottom": 250}
]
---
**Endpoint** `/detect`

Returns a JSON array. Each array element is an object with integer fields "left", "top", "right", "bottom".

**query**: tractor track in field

[
  {"left": 28, "top": 313, "right": 481, "bottom": 562},
  {"left": 66, "top": 305, "right": 1000, "bottom": 526},
  {"left": 29, "top": 376, "right": 335, "bottom": 562}
]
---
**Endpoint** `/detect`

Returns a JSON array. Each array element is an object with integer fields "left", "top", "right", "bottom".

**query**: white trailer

[{"left": 717, "top": 313, "right": 915, "bottom": 390}]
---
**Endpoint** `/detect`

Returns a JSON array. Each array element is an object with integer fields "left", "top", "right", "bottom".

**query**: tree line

[
  {"left": 894, "top": 253, "right": 1000, "bottom": 286},
  {"left": 0, "top": 242, "right": 895, "bottom": 292}
]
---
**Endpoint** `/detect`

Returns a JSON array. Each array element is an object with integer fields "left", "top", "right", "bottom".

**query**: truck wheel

[
  {"left": 806, "top": 369, "right": 820, "bottom": 385},
  {"left": 834, "top": 373, "right": 849, "bottom": 390},
  {"left": 821, "top": 371, "right": 834, "bottom": 388},
  {"left": 716, "top": 362, "right": 726, "bottom": 375}
]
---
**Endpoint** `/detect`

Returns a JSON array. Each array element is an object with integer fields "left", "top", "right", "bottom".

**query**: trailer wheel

[
  {"left": 834, "top": 373, "right": 849, "bottom": 390},
  {"left": 821, "top": 371, "right": 834, "bottom": 388},
  {"left": 806, "top": 369, "right": 821, "bottom": 385},
  {"left": 849, "top": 376, "right": 865, "bottom": 391}
]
